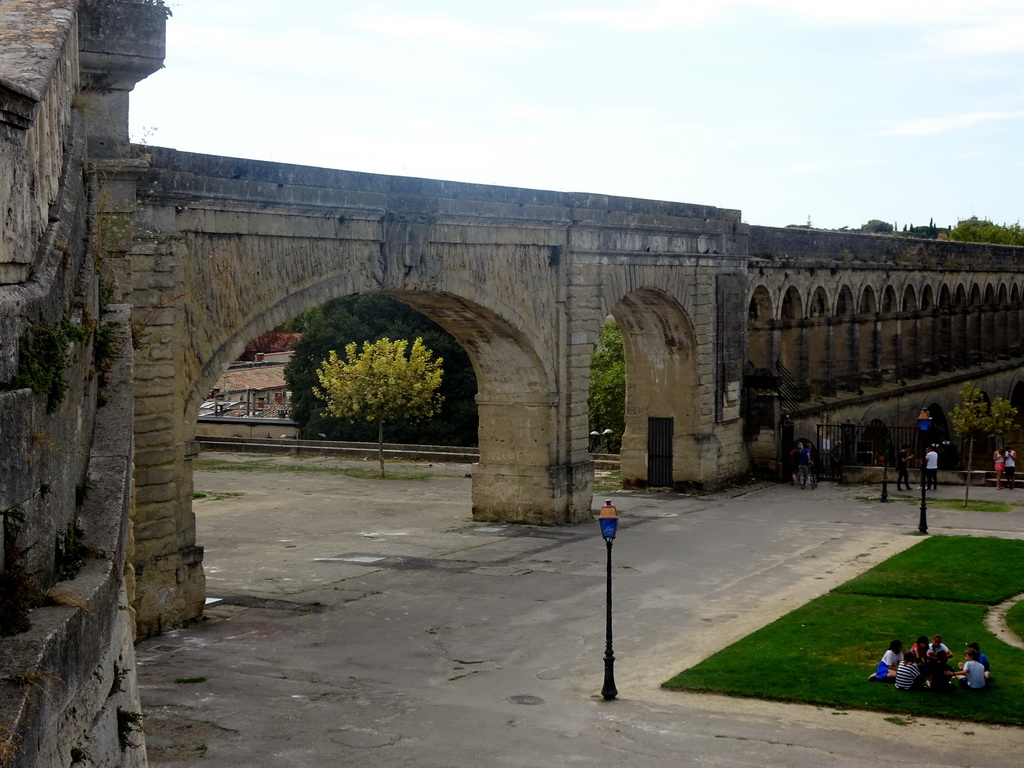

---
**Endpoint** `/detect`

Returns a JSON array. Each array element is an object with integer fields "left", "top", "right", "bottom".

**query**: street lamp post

[
  {"left": 917, "top": 409, "right": 931, "bottom": 534},
  {"left": 881, "top": 456, "right": 889, "bottom": 503},
  {"left": 597, "top": 500, "right": 619, "bottom": 701}
]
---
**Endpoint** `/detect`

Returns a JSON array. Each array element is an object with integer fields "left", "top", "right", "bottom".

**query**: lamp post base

[
  {"left": 602, "top": 653, "right": 617, "bottom": 700},
  {"left": 919, "top": 483, "right": 928, "bottom": 534}
]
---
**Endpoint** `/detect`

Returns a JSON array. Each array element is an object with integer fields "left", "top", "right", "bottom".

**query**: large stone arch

[
  {"left": 1011, "top": 284, "right": 1022, "bottom": 357},
  {"left": 808, "top": 286, "right": 830, "bottom": 395},
  {"left": 834, "top": 284, "right": 856, "bottom": 390},
  {"left": 859, "top": 284, "right": 879, "bottom": 386},
  {"left": 900, "top": 284, "right": 918, "bottom": 379},
  {"left": 952, "top": 284, "right": 969, "bottom": 367},
  {"left": 982, "top": 283, "right": 997, "bottom": 362},
  {"left": 880, "top": 284, "right": 898, "bottom": 382},
  {"left": 613, "top": 288, "right": 702, "bottom": 488},
  {"left": 968, "top": 283, "right": 983, "bottom": 364},
  {"left": 937, "top": 284, "right": 953, "bottom": 370},
  {"left": 921, "top": 283, "right": 937, "bottom": 373},
  {"left": 779, "top": 285, "right": 805, "bottom": 394},
  {"left": 996, "top": 283, "right": 1009, "bottom": 358},
  {"left": 186, "top": 284, "right": 568, "bottom": 521}
]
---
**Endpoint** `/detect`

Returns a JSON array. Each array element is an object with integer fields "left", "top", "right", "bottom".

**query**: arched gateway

[{"left": 124, "top": 149, "right": 750, "bottom": 634}]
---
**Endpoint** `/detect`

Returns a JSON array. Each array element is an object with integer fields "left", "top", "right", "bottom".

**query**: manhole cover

[{"left": 507, "top": 695, "right": 544, "bottom": 705}]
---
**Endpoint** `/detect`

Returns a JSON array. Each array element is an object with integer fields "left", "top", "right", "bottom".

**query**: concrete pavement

[{"left": 136, "top": 454, "right": 1024, "bottom": 767}]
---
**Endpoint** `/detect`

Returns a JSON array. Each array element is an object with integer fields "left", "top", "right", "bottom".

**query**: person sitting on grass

[
  {"left": 954, "top": 647, "right": 987, "bottom": 690},
  {"left": 927, "top": 649, "right": 956, "bottom": 693},
  {"left": 926, "top": 634, "right": 950, "bottom": 660},
  {"left": 961, "top": 642, "right": 991, "bottom": 679},
  {"left": 910, "top": 635, "right": 930, "bottom": 661},
  {"left": 869, "top": 639, "right": 903, "bottom": 681},
  {"left": 894, "top": 650, "right": 927, "bottom": 690}
]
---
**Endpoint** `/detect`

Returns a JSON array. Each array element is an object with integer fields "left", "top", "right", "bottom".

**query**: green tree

[
  {"left": 861, "top": 219, "right": 894, "bottom": 234},
  {"left": 948, "top": 219, "right": 1024, "bottom": 246},
  {"left": 314, "top": 338, "right": 444, "bottom": 476},
  {"left": 284, "top": 295, "right": 477, "bottom": 445},
  {"left": 950, "top": 382, "right": 1019, "bottom": 506},
  {"left": 588, "top": 321, "right": 625, "bottom": 453}
]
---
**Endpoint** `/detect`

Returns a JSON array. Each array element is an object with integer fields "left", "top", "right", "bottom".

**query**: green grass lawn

[
  {"left": 664, "top": 536, "right": 1024, "bottom": 725},
  {"left": 887, "top": 494, "right": 1019, "bottom": 513},
  {"left": 194, "top": 456, "right": 433, "bottom": 481},
  {"left": 1007, "top": 600, "right": 1024, "bottom": 641}
]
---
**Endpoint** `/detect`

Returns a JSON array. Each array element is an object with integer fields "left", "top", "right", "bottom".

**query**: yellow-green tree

[
  {"left": 314, "top": 337, "right": 443, "bottom": 476},
  {"left": 950, "top": 382, "right": 1019, "bottom": 507}
]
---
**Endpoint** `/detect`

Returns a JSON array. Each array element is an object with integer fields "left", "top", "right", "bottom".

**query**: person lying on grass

[
  {"left": 954, "top": 647, "right": 987, "bottom": 690},
  {"left": 894, "top": 650, "right": 927, "bottom": 690},
  {"left": 868, "top": 639, "right": 903, "bottom": 681}
]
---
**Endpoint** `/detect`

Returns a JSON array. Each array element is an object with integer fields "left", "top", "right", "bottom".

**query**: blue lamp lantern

[
  {"left": 598, "top": 500, "right": 618, "bottom": 540},
  {"left": 917, "top": 408, "right": 931, "bottom": 431}
]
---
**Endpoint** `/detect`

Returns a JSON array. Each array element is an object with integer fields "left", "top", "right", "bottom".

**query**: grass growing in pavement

[
  {"left": 664, "top": 536, "right": 1024, "bottom": 725},
  {"left": 887, "top": 494, "right": 1018, "bottom": 513},
  {"left": 594, "top": 470, "right": 622, "bottom": 495},
  {"left": 193, "top": 456, "right": 433, "bottom": 481}
]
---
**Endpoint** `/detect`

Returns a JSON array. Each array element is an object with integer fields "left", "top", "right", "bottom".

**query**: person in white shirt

[
  {"left": 868, "top": 639, "right": 903, "bottom": 681},
  {"left": 923, "top": 445, "right": 939, "bottom": 490},
  {"left": 1005, "top": 445, "right": 1017, "bottom": 490}
]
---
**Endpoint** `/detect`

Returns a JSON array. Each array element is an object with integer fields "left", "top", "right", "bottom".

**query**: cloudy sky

[{"left": 130, "top": 0, "right": 1024, "bottom": 231}]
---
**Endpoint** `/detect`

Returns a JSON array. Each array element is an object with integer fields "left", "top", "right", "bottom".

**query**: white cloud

[
  {"left": 348, "top": 14, "right": 538, "bottom": 48},
  {"left": 786, "top": 157, "right": 883, "bottom": 174},
  {"left": 543, "top": 1, "right": 720, "bottom": 31},
  {"left": 546, "top": 0, "right": 1024, "bottom": 40},
  {"left": 878, "top": 111, "right": 1024, "bottom": 136}
]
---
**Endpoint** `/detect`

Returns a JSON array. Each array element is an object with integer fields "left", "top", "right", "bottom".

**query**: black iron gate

[
  {"left": 648, "top": 417, "right": 673, "bottom": 487},
  {"left": 813, "top": 422, "right": 948, "bottom": 481}
]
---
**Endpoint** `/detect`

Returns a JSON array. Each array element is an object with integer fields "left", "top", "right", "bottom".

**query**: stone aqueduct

[{"left": 3, "top": 2, "right": 1024, "bottom": 765}]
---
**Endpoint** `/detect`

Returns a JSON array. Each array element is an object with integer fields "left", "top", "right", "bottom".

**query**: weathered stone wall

[
  {"left": 745, "top": 225, "right": 1024, "bottom": 476},
  {"left": 0, "top": 0, "right": 79, "bottom": 286},
  {"left": 749, "top": 225, "right": 1024, "bottom": 267},
  {"left": 0, "top": 2, "right": 167, "bottom": 765}
]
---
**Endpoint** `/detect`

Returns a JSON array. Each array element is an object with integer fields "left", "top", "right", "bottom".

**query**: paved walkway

[{"left": 137, "top": 454, "right": 1024, "bottom": 767}]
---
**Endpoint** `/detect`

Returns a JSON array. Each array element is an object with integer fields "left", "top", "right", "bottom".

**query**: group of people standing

[
  {"left": 993, "top": 445, "right": 1017, "bottom": 490},
  {"left": 895, "top": 445, "right": 939, "bottom": 491},
  {"left": 789, "top": 439, "right": 1016, "bottom": 491},
  {"left": 870, "top": 635, "right": 990, "bottom": 691}
]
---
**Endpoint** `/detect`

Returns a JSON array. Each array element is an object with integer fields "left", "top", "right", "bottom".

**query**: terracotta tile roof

[{"left": 213, "top": 365, "right": 288, "bottom": 395}]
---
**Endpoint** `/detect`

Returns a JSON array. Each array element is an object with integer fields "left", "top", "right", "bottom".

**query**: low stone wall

[
  {"left": 842, "top": 465, "right": 991, "bottom": 487},
  {"left": 198, "top": 435, "right": 481, "bottom": 463}
]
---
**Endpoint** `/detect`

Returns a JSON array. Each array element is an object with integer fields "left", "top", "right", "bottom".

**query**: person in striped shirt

[{"left": 894, "top": 649, "right": 926, "bottom": 690}]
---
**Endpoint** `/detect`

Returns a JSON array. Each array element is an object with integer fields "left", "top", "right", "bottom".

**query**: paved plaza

[{"left": 137, "top": 454, "right": 1024, "bottom": 767}]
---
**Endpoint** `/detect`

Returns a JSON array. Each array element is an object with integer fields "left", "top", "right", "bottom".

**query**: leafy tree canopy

[
  {"left": 950, "top": 382, "right": 1019, "bottom": 506},
  {"left": 861, "top": 219, "right": 894, "bottom": 234},
  {"left": 948, "top": 219, "right": 1024, "bottom": 247},
  {"left": 284, "top": 294, "right": 477, "bottom": 445},
  {"left": 315, "top": 337, "right": 444, "bottom": 475},
  {"left": 588, "top": 321, "right": 625, "bottom": 453}
]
